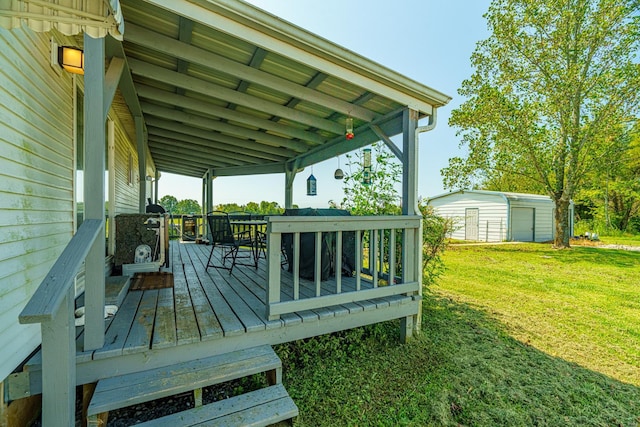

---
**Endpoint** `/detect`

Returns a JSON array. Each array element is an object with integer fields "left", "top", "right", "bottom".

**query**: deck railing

[
  {"left": 265, "top": 215, "right": 422, "bottom": 320},
  {"left": 19, "top": 219, "right": 103, "bottom": 427}
]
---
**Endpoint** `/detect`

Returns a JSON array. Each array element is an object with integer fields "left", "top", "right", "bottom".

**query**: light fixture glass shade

[
  {"left": 334, "top": 168, "right": 344, "bottom": 179},
  {"left": 58, "top": 46, "right": 84, "bottom": 75}
]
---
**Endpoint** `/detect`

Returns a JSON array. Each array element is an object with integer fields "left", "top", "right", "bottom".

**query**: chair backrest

[{"left": 207, "top": 211, "right": 235, "bottom": 244}]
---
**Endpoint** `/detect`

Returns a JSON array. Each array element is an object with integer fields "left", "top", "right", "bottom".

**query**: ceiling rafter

[
  {"left": 148, "top": 138, "right": 250, "bottom": 167},
  {"left": 127, "top": 57, "right": 344, "bottom": 135},
  {"left": 140, "top": 102, "right": 308, "bottom": 152},
  {"left": 135, "top": 84, "right": 325, "bottom": 146},
  {"left": 124, "top": 23, "right": 378, "bottom": 122},
  {"left": 145, "top": 120, "right": 292, "bottom": 160}
]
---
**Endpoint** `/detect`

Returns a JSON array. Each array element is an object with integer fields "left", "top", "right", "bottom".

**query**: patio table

[{"left": 230, "top": 219, "right": 267, "bottom": 267}]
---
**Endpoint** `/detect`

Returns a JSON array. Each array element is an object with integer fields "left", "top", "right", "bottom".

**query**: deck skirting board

[{"left": 18, "top": 296, "right": 419, "bottom": 396}]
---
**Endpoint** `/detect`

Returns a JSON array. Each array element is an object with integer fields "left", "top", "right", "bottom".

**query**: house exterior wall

[
  {"left": 111, "top": 113, "right": 141, "bottom": 215},
  {"left": 0, "top": 27, "right": 75, "bottom": 382},
  {"left": 0, "top": 28, "right": 146, "bottom": 382},
  {"left": 428, "top": 192, "right": 508, "bottom": 242}
]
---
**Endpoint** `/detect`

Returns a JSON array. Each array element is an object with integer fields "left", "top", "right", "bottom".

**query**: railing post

[
  {"left": 414, "top": 222, "right": 423, "bottom": 332},
  {"left": 41, "top": 287, "right": 75, "bottom": 426},
  {"left": 400, "top": 220, "right": 418, "bottom": 343},
  {"left": 266, "top": 226, "right": 281, "bottom": 321}
]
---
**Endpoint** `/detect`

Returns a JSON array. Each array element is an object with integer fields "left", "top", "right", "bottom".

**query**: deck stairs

[{"left": 87, "top": 344, "right": 298, "bottom": 426}]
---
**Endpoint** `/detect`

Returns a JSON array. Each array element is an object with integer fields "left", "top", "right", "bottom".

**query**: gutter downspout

[
  {"left": 411, "top": 108, "right": 437, "bottom": 337},
  {"left": 414, "top": 108, "right": 437, "bottom": 213}
]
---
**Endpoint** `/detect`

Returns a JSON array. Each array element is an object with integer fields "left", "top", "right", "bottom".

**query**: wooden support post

[
  {"left": 402, "top": 108, "right": 421, "bottom": 339},
  {"left": 83, "top": 34, "right": 106, "bottom": 351},
  {"left": 284, "top": 166, "right": 297, "bottom": 209},
  {"left": 266, "top": 227, "right": 282, "bottom": 320},
  {"left": 194, "top": 388, "right": 203, "bottom": 408},
  {"left": 400, "top": 313, "right": 414, "bottom": 344},
  {"left": 83, "top": 383, "right": 108, "bottom": 427},
  {"left": 41, "top": 288, "right": 75, "bottom": 427}
]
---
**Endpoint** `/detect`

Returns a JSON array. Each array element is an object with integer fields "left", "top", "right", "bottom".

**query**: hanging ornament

[
  {"left": 334, "top": 156, "right": 344, "bottom": 180},
  {"left": 306, "top": 166, "right": 317, "bottom": 196},
  {"left": 362, "top": 148, "right": 372, "bottom": 185},
  {"left": 345, "top": 117, "right": 354, "bottom": 140}
]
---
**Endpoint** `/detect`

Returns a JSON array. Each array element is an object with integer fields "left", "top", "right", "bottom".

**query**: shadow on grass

[
  {"left": 471, "top": 243, "right": 640, "bottom": 268},
  {"left": 277, "top": 294, "right": 640, "bottom": 427}
]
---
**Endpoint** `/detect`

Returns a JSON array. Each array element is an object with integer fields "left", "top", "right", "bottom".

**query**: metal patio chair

[{"left": 205, "top": 211, "right": 253, "bottom": 274}]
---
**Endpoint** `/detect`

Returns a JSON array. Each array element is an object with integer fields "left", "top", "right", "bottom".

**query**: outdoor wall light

[{"left": 58, "top": 46, "right": 84, "bottom": 75}]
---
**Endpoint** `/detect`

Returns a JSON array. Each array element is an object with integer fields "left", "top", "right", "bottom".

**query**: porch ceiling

[{"left": 113, "top": 0, "right": 451, "bottom": 179}]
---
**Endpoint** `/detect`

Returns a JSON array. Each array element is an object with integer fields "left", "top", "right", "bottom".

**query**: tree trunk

[{"left": 554, "top": 198, "right": 571, "bottom": 248}]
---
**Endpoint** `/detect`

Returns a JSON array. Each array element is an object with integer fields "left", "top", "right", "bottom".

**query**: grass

[
  {"left": 276, "top": 243, "right": 640, "bottom": 426},
  {"left": 598, "top": 234, "right": 640, "bottom": 246}
]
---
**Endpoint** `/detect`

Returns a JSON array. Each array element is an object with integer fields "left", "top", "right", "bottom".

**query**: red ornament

[{"left": 346, "top": 132, "right": 354, "bottom": 140}]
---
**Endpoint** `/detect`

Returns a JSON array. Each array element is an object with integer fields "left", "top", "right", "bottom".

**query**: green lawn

[{"left": 276, "top": 243, "right": 640, "bottom": 426}]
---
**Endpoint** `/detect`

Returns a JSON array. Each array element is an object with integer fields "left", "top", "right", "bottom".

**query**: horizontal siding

[
  {"left": 0, "top": 27, "right": 75, "bottom": 382},
  {"left": 429, "top": 192, "right": 508, "bottom": 242},
  {"left": 113, "top": 115, "right": 140, "bottom": 215}
]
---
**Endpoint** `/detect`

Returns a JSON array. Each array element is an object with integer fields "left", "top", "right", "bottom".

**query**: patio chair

[{"left": 205, "top": 211, "right": 253, "bottom": 274}]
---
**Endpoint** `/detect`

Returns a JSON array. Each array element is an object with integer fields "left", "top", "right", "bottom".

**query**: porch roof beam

[
  {"left": 124, "top": 23, "right": 377, "bottom": 122},
  {"left": 145, "top": 119, "right": 291, "bottom": 160},
  {"left": 127, "top": 58, "right": 344, "bottom": 135},
  {"left": 148, "top": 146, "right": 230, "bottom": 169},
  {"left": 290, "top": 108, "right": 405, "bottom": 170},
  {"left": 152, "top": 159, "right": 204, "bottom": 176},
  {"left": 140, "top": 102, "right": 304, "bottom": 152},
  {"left": 105, "top": 37, "right": 144, "bottom": 118},
  {"left": 369, "top": 124, "right": 403, "bottom": 161},
  {"left": 212, "top": 162, "right": 286, "bottom": 177},
  {"left": 135, "top": 84, "right": 324, "bottom": 146},
  {"left": 103, "top": 56, "right": 125, "bottom": 120},
  {"left": 148, "top": 136, "right": 249, "bottom": 166}
]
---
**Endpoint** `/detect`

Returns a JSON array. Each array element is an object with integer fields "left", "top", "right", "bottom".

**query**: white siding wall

[
  {"left": 429, "top": 192, "right": 508, "bottom": 242},
  {"left": 111, "top": 113, "right": 140, "bottom": 215},
  {"left": 0, "top": 28, "right": 75, "bottom": 382},
  {"left": 510, "top": 199, "right": 554, "bottom": 242}
]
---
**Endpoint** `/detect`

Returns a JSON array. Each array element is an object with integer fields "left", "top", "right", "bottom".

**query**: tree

[
  {"left": 576, "top": 123, "right": 640, "bottom": 232},
  {"left": 158, "top": 195, "right": 178, "bottom": 214},
  {"left": 338, "top": 143, "right": 451, "bottom": 286},
  {"left": 443, "top": 0, "right": 640, "bottom": 247},
  {"left": 175, "top": 199, "right": 201, "bottom": 215},
  {"left": 338, "top": 142, "right": 402, "bottom": 215}
]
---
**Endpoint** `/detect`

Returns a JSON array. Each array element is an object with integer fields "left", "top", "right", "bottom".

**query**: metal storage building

[{"left": 428, "top": 190, "right": 574, "bottom": 242}]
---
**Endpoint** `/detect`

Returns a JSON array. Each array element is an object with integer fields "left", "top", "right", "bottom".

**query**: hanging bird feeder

[
  {"left": 345, "top": 117, "right": 354, "bottom": 140},
  {"left": 306, "top": 171, "right": 317, "bottom": 196},
  {"left": 334, "top": 156, "right": 344, "bottom": 180},
  {"left": 362, "top": 148, "right": 371, "bottom": 185}
]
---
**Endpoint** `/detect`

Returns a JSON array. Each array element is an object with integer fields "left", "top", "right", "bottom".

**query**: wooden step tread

[
  {"left": 135, "top": 384, "right": 298, "bottom": 427},
  {"left": 88, "top": 345, "right": 281, "bottom": 416}
]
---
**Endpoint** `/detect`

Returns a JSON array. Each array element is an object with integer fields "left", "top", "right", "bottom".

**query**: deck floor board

[{"left": 83, "top": 241, "right": 418, "bottom": 363}]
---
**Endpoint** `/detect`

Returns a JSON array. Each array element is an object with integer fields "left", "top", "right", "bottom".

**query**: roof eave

[{"left": 142, "top": 0, "right": 452, "bottom": 113}]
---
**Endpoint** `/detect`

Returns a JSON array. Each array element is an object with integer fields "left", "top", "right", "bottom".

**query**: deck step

[
  {"left": 135, "top": 384, "right": 298, "bottom": 426},
  {"left": 105, "top": 275, "right": 131, "bottom": 306},
  {"left": 87, "top": 345, "right": 282, "bottom": 419}
]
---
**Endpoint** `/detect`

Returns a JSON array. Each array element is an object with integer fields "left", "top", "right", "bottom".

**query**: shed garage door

[{"left": 512, "top": 207, "right": 534, "bottom": 241}]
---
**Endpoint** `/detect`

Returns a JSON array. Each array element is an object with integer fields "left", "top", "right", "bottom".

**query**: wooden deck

[{"left": 20, "top": 240, "right": 419, "bottom": 393}]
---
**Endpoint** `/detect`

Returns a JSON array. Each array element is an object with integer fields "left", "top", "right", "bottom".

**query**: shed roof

[
  {"left": 428, "top": 189, "right": 554, "bottom": 204},
  {"left": 108, "top": 0, "right": 451, "bottom": 178}
]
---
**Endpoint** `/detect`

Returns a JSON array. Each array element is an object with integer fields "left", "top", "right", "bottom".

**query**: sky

[{"left": 157, "top": 0, "right": 492, "bottom": 208}]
